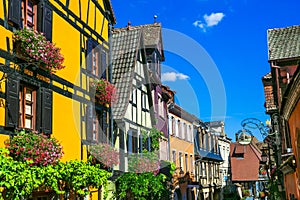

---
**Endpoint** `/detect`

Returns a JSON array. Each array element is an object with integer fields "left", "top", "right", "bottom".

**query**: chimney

[
  {"left": 154, "top": 15, "right": 157, "bottom": 23},
  {"left": 235, "top": 133, "right": 239, "bottom": 142},
  {"left": 127, "top": 21, "right": 131, "bottom": 30}
]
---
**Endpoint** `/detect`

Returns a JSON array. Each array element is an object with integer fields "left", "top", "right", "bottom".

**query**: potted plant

[
  {"left": 89, "top": 78, "right": 117, "bottom": 106},
  {"left": 13, "top": 27, "right": 65, "bottom": 73},
  {"left": 4, "top": 129, "right": 63, "bottom": 166},
  {"left": 89, "top": 143, "right": 119, "bottom": 169}
]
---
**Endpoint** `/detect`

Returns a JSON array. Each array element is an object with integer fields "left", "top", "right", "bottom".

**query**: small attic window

[{"left": 235, "top": 153, "right": 244, "bottom": 159}]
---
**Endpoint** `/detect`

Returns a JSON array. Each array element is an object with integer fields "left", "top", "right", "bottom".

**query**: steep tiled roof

[
  {"left": 111, "top": 28, "right": 142, "bottom": 120},
  {"left": 230, "top": 143, "right": 261, "bottom": 181},
  {"left": 115, "top": 23, "right": 162, "bottom": 47},
  {"left": 268, "top": 25, "right": 300, "bottom": 61},
  {"left": 114, "top": 23, "right": 164, "bottom": 60}
]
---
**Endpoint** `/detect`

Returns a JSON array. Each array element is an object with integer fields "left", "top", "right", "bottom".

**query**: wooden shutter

[
  {"left": 99, "top": 110, "right": 108, "bottom": 143},
  {"left": 139, "top": 134, "right": 143, "bottom": 153},
  {"left": 8, "top": 0, "right": 21, "bottom": 27},
  {"left": 101, "top": 51, "right": 107, "bottom": 79},
  {"left": 86, "top": 38, "right": 93, "bottom": 72},
  {"left": 127, "top": 130, "right": 132, "bottom": 154},
  {"left": 86, "top": 104, "right": 93, "bottom": 141},
  {"left": 96, "top": 46, "right": 102, "bottom": 78},
  {"left": 5, "top": 76, "right": 20, "bottom": 128},
  {"left": 40, "top": 88, "right": 52, "bottom": 134},
  {"left": 37, "top": 1, "right": 53, "bottom": 41}
]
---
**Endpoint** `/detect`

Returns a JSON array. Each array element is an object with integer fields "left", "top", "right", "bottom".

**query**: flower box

[
  {"left": 89, "top": 79, "right": 117, "bottom": 106},
  {"left": 4, "top": 129, "right": 63, "bottom": 166},
  {"left": 13, "top": 27, "right": 65, "bottom": 73},
  {"left": 89, "top": 143, "right": 119, "bottom": 169}
]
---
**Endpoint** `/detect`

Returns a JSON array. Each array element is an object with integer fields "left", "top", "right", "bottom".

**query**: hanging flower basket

[
  {"left": 89, "top": 78, "right": 117, "bottom": 106},
  {"left": 13, "top": 27, "right": 65, "bottom": 73},
  {"left": 89, "top": 143, "right": 119, "bottom": 169}
]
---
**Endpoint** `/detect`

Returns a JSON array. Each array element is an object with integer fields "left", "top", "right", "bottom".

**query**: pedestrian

[{"left": 235, "top": 183, "right": 243, "bottom": 200}]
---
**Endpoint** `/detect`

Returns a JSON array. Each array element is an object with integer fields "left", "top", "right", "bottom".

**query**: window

[
  {"left": 182, "top": 123, "right": 186, "bottom": 140},
  {"left": 141, "top": 91, "right": 147, "bottom": 110},
  {"left": 21, "top": 0, "right": 37, "bottom": 29},
  {"left": 235, "top": 153, "right": 244, "bottom": 159},
  {"left": 179, "top": 152, "right": 182, "bottom": 169},
  {"left": 172, "top": 150, "right": 176, "bottom": 165},
  {"left": 190, "top": 155, "right": 193, "bottom": 172},
  {"left": 185, "top": 153, "right": 188, "bottom": 172},
  {"left": 172, "top": 117, "right": 175, "bottom": 135},
  {"left": 178, "top": 120, "right": 181, "bottom": 138},
  {"left": 127, "top": 130, "right": 138, "bottom": 154},
  {"left": 130, "top": 89, "right": 137, "bottom": 106},
  {"left": 86, "top": 106, "right": 107, "bottom": 143},
  {"left": 202, "top": 162, "right": 206, "bottom": 176},
  {"left": 208, "top": 163, "right": 212, "bottom": 179},
  {"left": 215, "top": 164, "right": 220, "bottom": 178},
  {"left": 6, "top": 77, "right": 52, "bottom": 134},
  {"left": 8, "top": 0, "right": 53, "bottom": 40},
  {"left": 86, "top": 38, "right": 107, "bottom": 78},
  {"left": 92, "top": 116, "right": 98, "bottom": 141},
  {"left": 19, "top": 84, "right": 36, "bottom": 129}
]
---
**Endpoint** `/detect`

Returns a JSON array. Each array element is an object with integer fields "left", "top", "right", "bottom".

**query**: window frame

[
  {"left": 19, "top": 84, "right": 37, "bottom": 130},
  {"left": 21, "top": 0, "right": 38, "bottom": 29},
  {"left": 172, "top": 150, "right": 176, "bottom": 165}
]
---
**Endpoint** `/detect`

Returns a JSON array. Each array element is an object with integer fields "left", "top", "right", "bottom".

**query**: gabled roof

[
  {"left": 230, "top": 142, "right": 261, "bottom": 181},
  {"left": 268, "top": 25, "right": 300, "bottom": 61},
  {"left": 114, "top": 23, "right": 165, "bottom": 60},
  {"left": 103, "top": 0, "right": 116, "bottom": 24},
  {"left": 111, "top": 28, "right": 143, "bottom": 120}
]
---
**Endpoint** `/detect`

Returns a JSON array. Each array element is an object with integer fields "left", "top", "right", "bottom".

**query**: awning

[{"left": 196, "top": 149, "right": 223, "bottom": 162}]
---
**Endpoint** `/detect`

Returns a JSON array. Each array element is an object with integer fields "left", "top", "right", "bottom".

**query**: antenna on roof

[
  {"left": 127, "top": 21, "right": 131, "bottom": 30},
  {"left": 154, "top": 15, "right": 157, "bottom": 23}
]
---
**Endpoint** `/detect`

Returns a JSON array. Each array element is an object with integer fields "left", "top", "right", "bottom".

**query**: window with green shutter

[
  {"left": 5, "top": 76, "right": 53, "bottom": 134},
  {"left": 8, "top": 0, "right": 53, "bottom": 41}
]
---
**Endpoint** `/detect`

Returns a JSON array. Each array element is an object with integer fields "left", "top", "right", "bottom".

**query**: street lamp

[{"left": 236, "top": 118, "right": 285, "bottom": 200}]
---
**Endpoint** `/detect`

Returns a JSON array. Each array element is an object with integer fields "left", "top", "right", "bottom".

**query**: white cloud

[
  {"left": 161, "top": 72, "right": 190, "bottom": 82},
  {"left": 204, "top": 12, "right": 225, "bottom": 27},
  {"left": 193, "top": 12, "right": 225, "bottom": 31}
]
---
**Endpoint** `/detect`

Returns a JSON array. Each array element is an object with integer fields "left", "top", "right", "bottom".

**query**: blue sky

[{"left": 111, "top": 0, "right": 300, "bottom": 141}]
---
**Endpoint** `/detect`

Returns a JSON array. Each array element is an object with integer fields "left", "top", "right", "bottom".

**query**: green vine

[
  {"left": 141, "top": 128, "right": 165, "bottom": 152},
  {"left": 115, "top": 172, "right": 169, "bottom": 200},
  {"left": 0, "top": 148, "right": 111, "bottom": 199}
]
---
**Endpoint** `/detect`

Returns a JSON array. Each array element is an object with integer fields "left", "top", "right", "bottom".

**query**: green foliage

[
  {"left": 146, "top": 128, "right": 165, "bottom": 152},
  {"left": 115, "top": 172, "right": 169, "bottom": 200},
  {"left": 0, "top": 148, "right": 110, "bottom": 199},
  {"left": 59, "top": 160, "right": 111, "bottom": 197}
]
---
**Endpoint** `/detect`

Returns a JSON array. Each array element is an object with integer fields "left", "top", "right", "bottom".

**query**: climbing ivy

[{"left": 0, "top": 148, "right": 110, "bottom": 199}]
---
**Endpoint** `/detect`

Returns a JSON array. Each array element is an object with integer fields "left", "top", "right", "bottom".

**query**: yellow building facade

[{"left": 0, "top": 0, "right": 115, "bottom": 198}]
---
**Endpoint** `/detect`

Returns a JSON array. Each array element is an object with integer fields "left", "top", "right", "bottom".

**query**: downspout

[
  {"left": 108, "top": 13, "right": 113, "bottom": 148},
  {"left": 107, "top": 10, "right": 114, "bottom": 172}
]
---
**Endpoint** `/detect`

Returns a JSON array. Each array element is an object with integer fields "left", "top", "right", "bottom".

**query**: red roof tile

[{"left": 230, "top": 143, "right": 261, "bottom": 181}]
